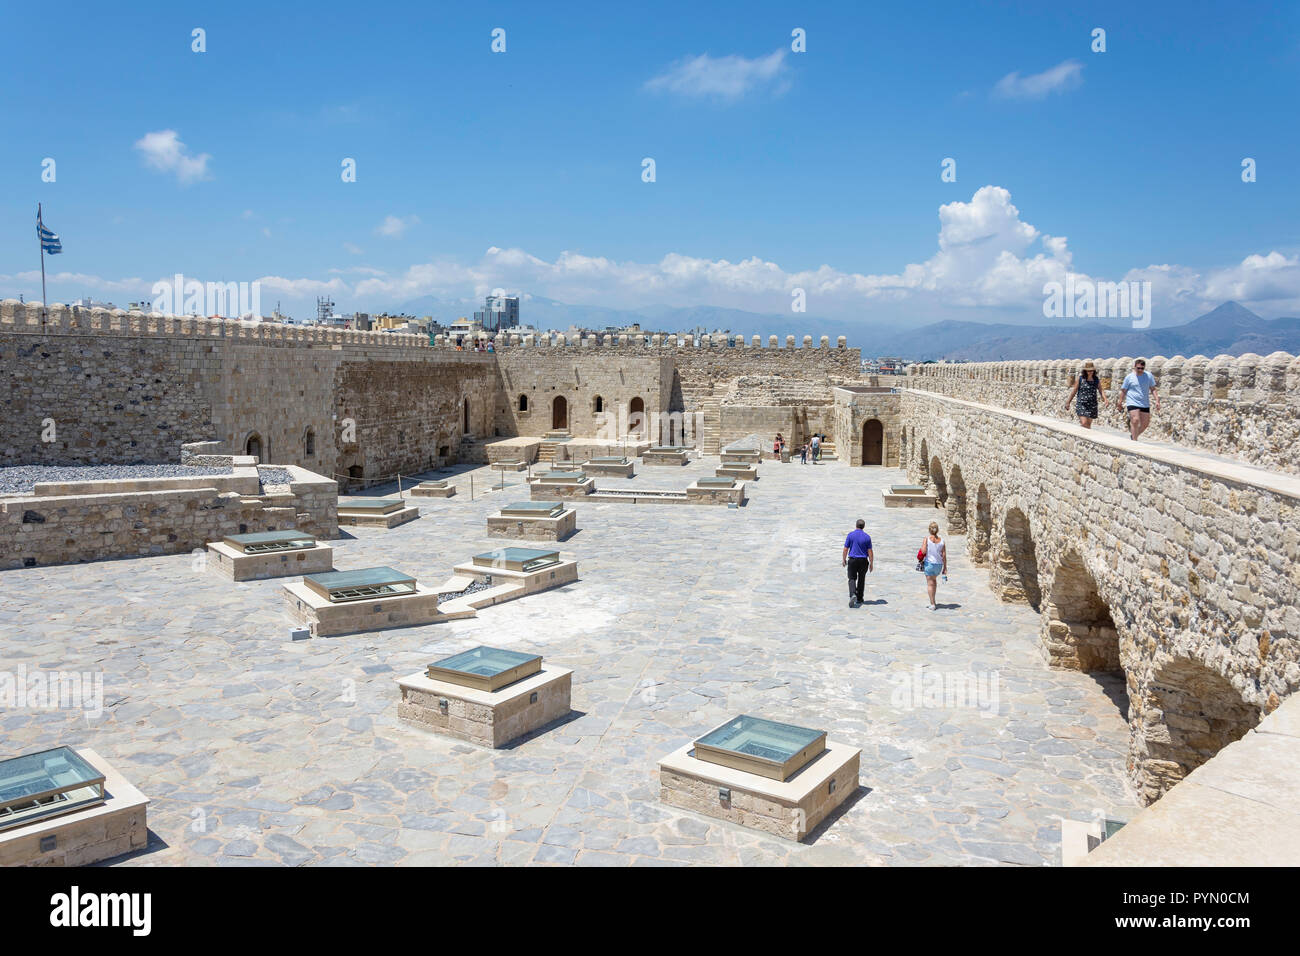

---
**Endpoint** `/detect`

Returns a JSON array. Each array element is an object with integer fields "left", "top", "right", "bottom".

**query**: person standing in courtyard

[
  {"left": 1117, "top": 358, "right": 1160, "bottom": 440},
  {"left": 773, "top": 433, "right": 783, "bottom": 460},
  {"left": 842, "top": 519, "right": 874, "bottom": 608},
  {"left": 920, "top": 520, "right": 947, "bottom": 610},
  {"left": 1064, "top": 360, "right": 1107, "bottom": 428},
  {"left": 800, "top": 442, "right": 809, "bottom": 464},
  {"left": 811, "top": 433, "right": 820, "bottom": 463}
]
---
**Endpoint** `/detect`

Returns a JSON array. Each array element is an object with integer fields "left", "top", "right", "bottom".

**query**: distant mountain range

[
  {"left": 876, "top": 302, "right": 1300, "bottom": 361},
  {"left": 394, "top": 295, "right": 1300, "bottom": 361}
]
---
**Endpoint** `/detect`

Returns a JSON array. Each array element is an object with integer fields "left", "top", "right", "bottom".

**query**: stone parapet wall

[
  {"left": 0, "top": 468, "right": 337, "bottom": 570},
  {"left": 0, "top": 299, "right": 427, "bottom": 349},
  {"left": 907, "top": 353, "right": 1300, "bottom": 474},
  {"left": 902, "top": 389, "right": 1299, "bottom": 804}
]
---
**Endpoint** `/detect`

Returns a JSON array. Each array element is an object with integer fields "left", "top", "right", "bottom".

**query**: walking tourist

[
  {"left": 811, "top": 434, "right": 821, "bottom": 463},
  {"left": 842, "top": 519, "right": 874, "bottom": 608},
  {"left": 800, "top": 442, "right": 809, "bottom": 464},
  {"left": 1064, "top": 360, "right": 1107, "bottom": 428},
  {"left": 1117, "top": 358, "right": 1160, "bottom": 440},
  {"left": 773, "top": 433, "right": 783, "bottom": 460},
  {"left": 920, "top": 521, "right": 947, "bottom": 610}
]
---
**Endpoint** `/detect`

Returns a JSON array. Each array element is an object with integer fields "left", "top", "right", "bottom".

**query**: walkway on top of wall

[
  {"left": 906, "top": 389, "right": 1300, "bottom": 502},
  {"left": 1082, "top": 694, "right": 1300, "bottom": 865}
]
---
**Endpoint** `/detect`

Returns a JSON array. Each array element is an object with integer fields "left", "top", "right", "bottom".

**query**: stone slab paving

[{"left": 0, "top": 457, "right": 1135, "bottom": 866}]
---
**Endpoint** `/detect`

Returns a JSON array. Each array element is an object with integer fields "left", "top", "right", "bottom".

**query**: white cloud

[
  {"left": 375, "top": 215, "right": 419, "bottom": 238},
  {"left": 645, "top": 49, "right": 789, "bottom": 100},
  {"left": 343, "top": 242, "right": 364, "bottom": 256},
  {"left": 133, "top": 129, "right": 212, "bottom": 184},
  {"left": 993, "top": 59, "right": 1084, "bottom": 100},
  {"left": 13, "top": 189, "right": 1299, "bottom": 324}
]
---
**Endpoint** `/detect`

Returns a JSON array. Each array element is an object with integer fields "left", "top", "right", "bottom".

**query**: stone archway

[
  {"left": 244, "top": 432, "right": 263, "bottom": 461},
  {"left": 1133, "top": 658, "right": 1260, "bottom": 803},
  {"left": 917, "top": 439, "right": 928, "bottom": 483},
  {"left": 862, "top": 419, "right": 884, "bottom": 465},
  {"left": 948, "top": 464, "right": 968, "bottom": 534},
  {"left": 552, "top": 395, "right": 568, "bottom": 430},
  {"left": 1042, "top": 550, "right": 1119, "bottom": 671},
  {"left": 996, "top": 507, "right": 1041, "bottom": 610},
  {"left": 971, "top": 484, "right": 992, "bottom": 565},
  {"left": 929, "top": 456, "right": 948, "bottom": 509}
]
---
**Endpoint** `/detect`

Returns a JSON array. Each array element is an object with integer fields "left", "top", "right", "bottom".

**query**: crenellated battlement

[
  {"left": 906, "top": 353, "right": 1300, "bottom": 474},
  {"left": 434, "top": 331, "right": 850, "bottom": 350},
  {"left": 907, "top": 354, "right": 1300, "bottom": 404},
  {"left": 0, "top": 299, "right": 429, "bottom": 350}
]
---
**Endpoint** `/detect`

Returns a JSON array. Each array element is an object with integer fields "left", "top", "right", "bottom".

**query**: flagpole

[{"left": 38, "top": 202, "right": 47, "bottom": 327}]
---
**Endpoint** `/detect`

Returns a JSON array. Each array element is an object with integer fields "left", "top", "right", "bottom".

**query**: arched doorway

[
  {"left": 862, "top": 419, "right": 883, "bottom": 465},
  {"left": 245, "top": 433, "right": 263, "bottom": 461},
  {"left": 552, "top": 395, "right": 568, "bottom": 430},
  {"left": 629, "top": 397, "right": 645, "bottom": 437}
]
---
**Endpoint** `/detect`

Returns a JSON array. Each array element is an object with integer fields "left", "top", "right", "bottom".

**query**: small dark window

[
  {"left": 519, "top": 394, "right": 529, "bottom": 411},
  {"left": 305, "top": 429, "right": 316, "bottom": 456},
  {"left": 594, "top": 395, "right": 604, "bottom": 413}
]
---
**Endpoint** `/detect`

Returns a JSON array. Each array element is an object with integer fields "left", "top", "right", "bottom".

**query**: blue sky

[{"left": 3, "top": 0, "right": 1298, "bottom": 327}]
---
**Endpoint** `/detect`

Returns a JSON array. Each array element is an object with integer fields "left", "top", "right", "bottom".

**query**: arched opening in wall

[
  {"left": 245, "top": 433, "right": 263, "bottom": 461},
  {"left": 998, "top": 507, "right": 1041, "bottom": 610},
  {"left": 304, "top": 428, "right": 315, "bottom": 457},
  {"left": 593, "top": 395, "right": 604, "bottom": 414},
  {"left": 918, "top": 439, "right": 928, "bottom": 484},
  {"left": 518, "top": 394, "right": 529, "bottom": 412},
  {"left": 929, "top": 456, "right": 948, "bottom": 509},
  {"left": 552, "top": 395, "right": 568, "bottom": 430},
  {"left": 346, "top": 464, "right": 364, "bottom": 491},
  {"left": 972, "top": 484, "right": 992, "bottom": 565},
  {"left": 1137, "top": 658, "right": 1259, "bottom": 803},
  {"left": 463, "top": 399, "right": 471, "bottom": 435},
  {"left": 862, "top": 419, "right": 884, "bottom": 465},
  {"left": 629, "top": 396, "right": 645, "bottom": 437},
  {"left": 947, "top": 464, "right": 968, "bottom": 534},
  {"left": 1042, "top": 550, "right": 1121, "bottom": 673}
]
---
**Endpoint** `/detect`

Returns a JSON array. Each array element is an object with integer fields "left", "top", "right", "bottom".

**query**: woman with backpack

[{"left": 918, "top": 521, "right": 947, "bottom": 610}]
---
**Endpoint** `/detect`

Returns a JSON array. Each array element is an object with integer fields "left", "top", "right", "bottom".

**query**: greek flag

[{"left": 38, "top": 219, "right": 62, "bottom": 255}]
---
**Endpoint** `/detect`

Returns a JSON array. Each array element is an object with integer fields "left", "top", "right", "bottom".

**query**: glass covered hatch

[
  {"left": 693, "top": 715, "right": 826, "bottom": 781},
  {"left": 222, "top": 529, "right": 317, "bottom": 554},
  {"left": 303, "top": 566, "right": 417, "bottom": 602},
  {"left": 0, "top": 747, "right": 106, "bottom": 832},
  {"left": 500, "top": 501, "right": 564, "bottom": 517},
  {"left": 426, "top": 645, "right": 542, "bottom": 692},
  {"left": 471, "top": 548, "right": 561, "bottom": 572},
  {"left": 338, "top": 498, "right": 404, "bottom": 514}
]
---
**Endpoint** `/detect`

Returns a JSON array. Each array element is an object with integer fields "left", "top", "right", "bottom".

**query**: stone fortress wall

[
  {"left": 907, "top": 353, "right": 1300, "bottom": 475},
  {"left": 452, "top": 331, "right": 863, "bottom": 452},
  {"left": 901, "top": 387, "right": 1300, "bottom": 804}
]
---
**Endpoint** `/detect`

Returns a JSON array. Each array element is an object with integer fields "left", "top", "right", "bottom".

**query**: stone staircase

[
  {"left": 699, "top": 400, "right": 721, "bottom": 455},
  {"left": 538, "top": 431, "right": 570, "bottom": 464},
  {"left": 819, "top": 440, "right": 838, "bottom": 462}
]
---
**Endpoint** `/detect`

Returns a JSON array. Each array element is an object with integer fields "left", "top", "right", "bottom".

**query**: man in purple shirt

[{"left": 841, "top": 519, "right": 874, "bottom": 608}]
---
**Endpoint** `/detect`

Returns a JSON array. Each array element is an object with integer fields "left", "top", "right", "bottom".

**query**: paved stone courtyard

[{"left": 2, "top": 457, "right": 1136, "bottom": 866}]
